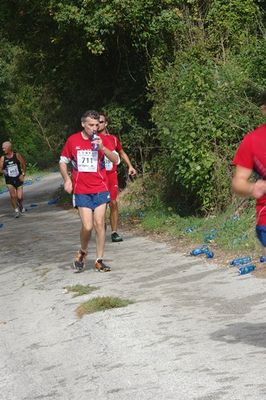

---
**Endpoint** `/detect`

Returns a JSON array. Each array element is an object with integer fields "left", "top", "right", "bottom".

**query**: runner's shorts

[
  {"left": 73, "top": 191, "right": 110, "bottom": 210},
  {"left": 106, "top": 172, "right": 119, "bottom": 201},
  {"left": 256, "top": 225, "right": 266, "bottom": 247},
  {"left": 5, "top": 177, "right": 23, "bottom": 189}
]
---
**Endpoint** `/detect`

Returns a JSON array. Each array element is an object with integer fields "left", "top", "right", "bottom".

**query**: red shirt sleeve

[
  {"left": 232, "top": 134, "right": 254, "bottom": 170},
  {"left": 61, "top": 137, "right": 72, "bottom": 160}
]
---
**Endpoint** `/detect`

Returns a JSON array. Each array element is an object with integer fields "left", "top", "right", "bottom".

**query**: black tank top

[{"left": 3, "top": 152, "right": 22, "bottom": 178}]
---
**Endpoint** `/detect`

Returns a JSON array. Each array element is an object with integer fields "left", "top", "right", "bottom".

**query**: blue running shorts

[
  {"left": 256, "top": 225, "right": 266, "bottom": 247},
  {"left": 73, "top": 191, "right": 110, "bottom": 210}
]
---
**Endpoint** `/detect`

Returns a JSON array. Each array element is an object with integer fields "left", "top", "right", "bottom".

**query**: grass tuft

[
  {"left": 64, "top": 284, "right": 98, "bottom": 297},
  {"left": 76, "top": 296, "right": 134, "bottom": 318}
]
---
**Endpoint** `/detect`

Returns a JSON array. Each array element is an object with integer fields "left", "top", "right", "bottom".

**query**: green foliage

[
  {"left": 102, "top": 103, "right": 160, "bottom": 175},
  {"left": 51, "top": 0, "right": 184, "bottom": 56},
  {"left": 150, "top": 44, "right": 265, "bottom": 211},
  {"left": 76, "top": 296, "right": 134, "bottom": 318},
  {"left": 206, "top": 0, "right": 262, "bottom": 53},
  {"left": 0, "top": 39, "right": 65, "bottom": 167},
  {"left": 0, "top": 0, "right": 266, "bottom": 214},
  {"left": 120, "top": 181, "right": 259, "bottom": 255}
]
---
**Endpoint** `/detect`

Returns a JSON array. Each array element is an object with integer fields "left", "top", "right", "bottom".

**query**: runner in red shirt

[
  {"left": 98, "top": 113, "right": 136, "bottom": 242},
  {"left": 232, "top": 91, "right": 266, "bottom": 254},
  {"left": 59, "top": 110, "right": 119, "bottom": 272}
]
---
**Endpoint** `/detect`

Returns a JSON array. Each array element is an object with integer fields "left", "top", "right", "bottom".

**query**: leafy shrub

[{"left": 150, "top": 45, "right": 265, "bottom": 212}]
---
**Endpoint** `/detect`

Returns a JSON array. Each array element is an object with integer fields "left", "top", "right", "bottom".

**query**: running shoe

[
  {"left": 72, "top": 249, "right": 87, "bottom": 273},
  {"left": 14, "top": 210, "right": 20, "bottom": 218},
  {"left": 111, "top": 232, "right": 123, "bottom": 242},
  {"left": 95, "top": 259, "right": 111, "bottom": 272}
]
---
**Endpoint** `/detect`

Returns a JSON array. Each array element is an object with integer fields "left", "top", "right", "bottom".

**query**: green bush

[{"left": 150, "top": 44, "right": 265, "bottom": 212}]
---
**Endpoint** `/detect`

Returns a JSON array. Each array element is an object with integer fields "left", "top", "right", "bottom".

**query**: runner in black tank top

[
  {"left": 0, "top": 141, "right": 27, "bottom": 217},
  {"left": 3, "top": 152, "right": 23, "bottom": 188}
]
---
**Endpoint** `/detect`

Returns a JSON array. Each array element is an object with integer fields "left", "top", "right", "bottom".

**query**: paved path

[{"left": 0, "top": 173, "right": 266, "bottom": 400}]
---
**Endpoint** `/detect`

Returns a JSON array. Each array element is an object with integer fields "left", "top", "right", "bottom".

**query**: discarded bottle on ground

[
  {"left": 190, "top": 246, "right": 208, "bottom": 256},
  {"left": 185, "top": 227, "right": 194, "bottom": 234},
  {"left": 206, "top": 250, "right": 214, "bottom": 259},
  {"left": 191, "top": 246, "right": 214, "bottom": 258},
  {"left": 238, "top": 265, "right": 256, "bottom": 275},
  {"left": 230, "top": 256, "right": 251, "bottom": 266},
  {"left": 259, "top": 256, "right": 266, "bottom": 263}
]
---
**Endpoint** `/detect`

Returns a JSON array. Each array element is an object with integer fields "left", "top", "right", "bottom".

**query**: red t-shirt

[
  {"left": 61, "top": 131, "right": 110, "bottom": 194},
  {"left": 99, "top": 133, "right": 122, "bottom": 174},
  {"left": 233, "top": 124, "right": 266, "bottom": 224}
]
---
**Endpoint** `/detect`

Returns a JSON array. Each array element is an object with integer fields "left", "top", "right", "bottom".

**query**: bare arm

[
  {"left": 232, "top": 165, "right": 266, "bottom": 199},
  {"left": 119, "top": 149, "right": 136, "bottom": 176},
  {"left": 102, "top": 146, "right": 118, "bottom": 164},
  {"left": 59, "top": 161, "right": 73, "bottom": 194},
  {"left": 0, "top": 156, "right": 4, "bottom": 175},
  {"left": 92, "top": 136, "right": 119, "bottom": 164},
  {"left": 16, "top": 153, "right": 27, "bottom": 174}
]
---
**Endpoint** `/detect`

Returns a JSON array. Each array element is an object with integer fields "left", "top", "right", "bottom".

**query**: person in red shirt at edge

[
  {"left": 59, "top": 110, "right": 119, "bottom": 273},
  {"left": 98, "top": 113, "right": 137, "bottom": 242},
  {"left": 232, "top": 91, "right": 266, "bottom": 256}
]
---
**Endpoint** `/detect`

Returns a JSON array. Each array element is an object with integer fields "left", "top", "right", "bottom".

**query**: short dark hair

[
  {"left": 81, "top": 110, "right": 99, "bottom": 122},
  {"left": 99, "top": 111, "right": 109, "bottom": 123}
]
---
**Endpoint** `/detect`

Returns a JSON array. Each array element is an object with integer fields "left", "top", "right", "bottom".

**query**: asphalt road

[{"left": 0, "top": 173, "right": 266, "bottom": 400}]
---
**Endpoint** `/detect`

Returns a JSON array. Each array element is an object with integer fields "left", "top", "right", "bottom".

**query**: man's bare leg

[
  {"left": 7, "top": 185, "right": 18, "bottom": 210},
  {"left": 78, "top": 207, "right": 93, "bottom": 252},
  {"left": 72, "top": 207, "right": 93, "bottom": 272},
  {"left": 94, "top": 203, "right": 107, "bottom": 259},
  {"left": 110, "top": 200, "right": 118, "bottom": 232},
  {"left": 7, "top": 185, "right": 20, "bottom": 218},
  {"left": 110, "top": 200, "right": 123, "bottom": 242},
  {"left": 17, "top": 186, "right": 25, "bottom": 212},
  {"left": 94, "top": 203, "right": 111, "bottom": 271}
]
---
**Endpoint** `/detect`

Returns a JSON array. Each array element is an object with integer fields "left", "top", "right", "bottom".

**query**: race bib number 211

[{"left": 77, "top": 150, "right": 98, "bottom": 172}]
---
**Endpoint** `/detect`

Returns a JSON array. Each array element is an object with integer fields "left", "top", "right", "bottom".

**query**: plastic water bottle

[
  {"left": 185, "top": 227, "right": 194, "bottom": 234},
  {"left": 206, "top": 250, "right": 214, "bottom": 259},
  {"left": 190, "top": 246, "right": 208, "bottom": 256},
  {"left": 91, "top": 132, "right": 99, "bottom": 150},
  {"left": 48, "top": 198, "right": 59, "bottom": 205},
  {"left": 190, "top": 246, "right": 214, "bottom": 258},
  {"left": 259, "top": 256, "right": 266, "bottom": 263},
  {"left": 238, "top": 265, "right": 256, "bottom": 275},
  {"left": 230, "top": 256, "right": 251, "bottom": 266}
]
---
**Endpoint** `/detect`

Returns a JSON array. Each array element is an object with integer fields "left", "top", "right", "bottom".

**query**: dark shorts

[
  {"left": 73, "top": 191, "right": 110, "bottom": 210},
  {"left": 5, "top": 177, "right": 23, "bottom": 189},
  {"left": 256, "top": 225, "right": 266, "bottom": 247}
]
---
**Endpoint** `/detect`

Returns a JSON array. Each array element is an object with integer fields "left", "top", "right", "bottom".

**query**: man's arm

[
  {"left": 119, "top": 149, "right": 136, "bottom": 176},
  {"left": 0, "top": 156, "right": 4, "bottom": 175},
  {"left": 232, "top": 165, "right": 266, "bottom": 199},
  {"left": 16, "top": 153, "right": 27, "bottom": 175},
  {"left": 59, "top": 160, "right": 73, "bottom": 194},
  {"left": 93, "top": 136, "right": 119, "bottom": 164},
  {"left": 102, "top": 146, "right": 118, "bottom": 164}
]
